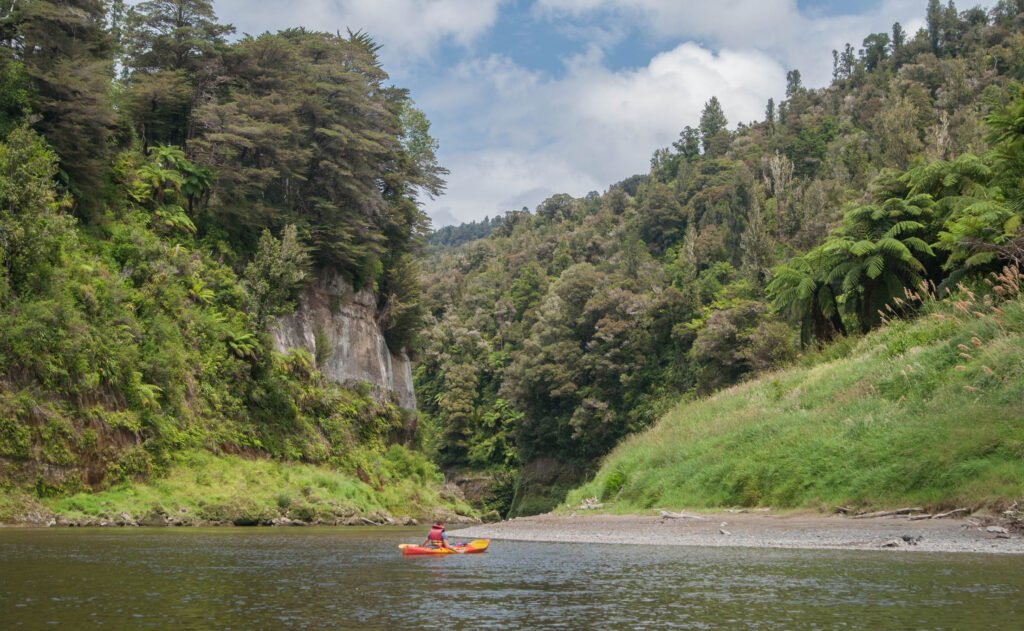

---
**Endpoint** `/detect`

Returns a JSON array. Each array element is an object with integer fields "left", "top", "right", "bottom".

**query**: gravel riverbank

[{"left": 454, "top": 511, "right": 1024, "bottom": 554}]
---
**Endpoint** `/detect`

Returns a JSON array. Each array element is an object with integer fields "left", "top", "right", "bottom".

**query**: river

[{"left": 2, "top": 527, "right": 1022, "bottom": 629}]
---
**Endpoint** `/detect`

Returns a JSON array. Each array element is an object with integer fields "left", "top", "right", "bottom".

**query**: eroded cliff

[{"left": 272, "top": 275, "right": 416, "bottom": 409}]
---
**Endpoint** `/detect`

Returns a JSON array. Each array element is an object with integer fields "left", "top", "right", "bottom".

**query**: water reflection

[{"left": 1, "top": 528, "right": 1021, "bottom": 629}]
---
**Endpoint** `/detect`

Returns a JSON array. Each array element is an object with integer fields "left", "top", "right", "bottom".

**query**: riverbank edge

[
  {"left": 453, "top": 510, "right": 1024, "bottom": 555},
  {"left": 0, "top": 489, "right": 482, "bottom": 528},
  {"left": 0, "top": 450, "right": 484, "bottom": 528},
  {"left": 0, "top": 512, "right": 482, "bottom": 529}
]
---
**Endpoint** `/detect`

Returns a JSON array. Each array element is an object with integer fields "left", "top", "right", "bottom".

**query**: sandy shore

[{"left": 455, "top": 510, "right": 1024, "bottom": 554}]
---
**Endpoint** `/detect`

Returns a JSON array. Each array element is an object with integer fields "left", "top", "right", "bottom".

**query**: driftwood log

[
  {"left": 853, "top": 507, "right": 923, "bottom": 519},
  {"left": 932, "top": 508, "right": 970, "bottom": 519},
  {"left": 659, "top": 510, "right": 706, "bottom": 520}
]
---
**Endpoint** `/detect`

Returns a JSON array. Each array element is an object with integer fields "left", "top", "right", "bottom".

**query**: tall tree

[
  {"left": 3, "top": 0, "right": 115, "bottom": 209},
  {"left": 891, "top": 22, "right": 906, "bottom": 57},
  {"left": 673, "top": 125, "right": 701, "bottom": 160},
  {"left": 762, "top": 151, "right": 795, "bottom": 238},
  {"left": 785, "top": 69, "right": 803, "bottom": 97},
  {"left": 399, "top": 102, "right": 448, "bottom": 200},
  {"left": 124, "top": 0, "right": 231, "bottom": 72},
  {"left": 0, "top": 125, "right": 74, "bottom": 297},
  {"left": 860, "top": 32, "right": 890, "bottom": 71},
  {"left": 699, "top": 96, "right": 728, "bottom": 156},
  {"left": 741, "top": 186, "right": 772, "bottom": 287},
  {"left": 190, "top": 28, "right": 439, "bottom": 289},
  {"left": 122, "top": 0, "right": 234, "bottom": 147},
  {"left": 0, "top": 52, "right": 30, "bottom": 136},
  {"left": 243, "top": 225, "right": 311, "bottom": 330},
  {"left": 940, "top": 1, "right": 961, "bottom": 57},
  {"left": 927, "top": 0, "right": 944, "bottom": 54}
]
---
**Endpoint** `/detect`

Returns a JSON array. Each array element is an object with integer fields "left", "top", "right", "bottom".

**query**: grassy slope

[
  {"left": 567, "top": 287, "right": 1024, "bottom": 512},
  {"left": 0, "top": 448, "right": 472, "bottom": 525}
]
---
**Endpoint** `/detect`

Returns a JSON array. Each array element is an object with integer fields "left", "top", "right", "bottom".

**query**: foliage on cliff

[
  {"left": 416, "top": 2, "right": 1024, "bottom": 514},
  {"left": 0, "top": 1, "right": 448, "bottom": 515}
]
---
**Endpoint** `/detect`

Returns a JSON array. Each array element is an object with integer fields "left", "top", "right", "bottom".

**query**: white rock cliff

[{"left": 271, "top": 275, "right": 416, "bottom": 410}]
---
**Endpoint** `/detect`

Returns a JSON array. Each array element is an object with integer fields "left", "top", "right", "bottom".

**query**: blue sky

[{"left": 211, "top": 1, "right": 996, "bottom": 227}]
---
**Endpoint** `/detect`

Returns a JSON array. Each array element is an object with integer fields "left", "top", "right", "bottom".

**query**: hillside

[
  {"left": 568, "top": 274, "right": 1024, "bottom": 512},
  {"left": 0, "top": 2, "right": 463, "bottom": 523},
  {"left": 416, "top": 2, "right": 1024, "bottom": 517}
]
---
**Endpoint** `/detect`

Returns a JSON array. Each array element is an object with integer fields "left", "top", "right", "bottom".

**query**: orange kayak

[{"left": 399, "top": 539, "right": 489, "bottom": 555}]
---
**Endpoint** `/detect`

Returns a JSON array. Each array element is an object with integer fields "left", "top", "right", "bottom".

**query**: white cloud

[
  {"left": 536, "top": 0, "right": 798, "bottom": 45},
  {"left": 423, "top": 44, "right": 786, "bottom": 225},
  {"left": 431, "top": 150, "right": 604, "bottom": 223},
  {"left": 533, "top": 0, "right": 999, "bottom": 86},
  {"left": 213, "top": 0, "right": 503, "bottom": 66}
]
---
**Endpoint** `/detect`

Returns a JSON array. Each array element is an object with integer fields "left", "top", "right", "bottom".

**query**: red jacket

[{"left": 427, "top": 524, "right": 445, "bottom": 543}]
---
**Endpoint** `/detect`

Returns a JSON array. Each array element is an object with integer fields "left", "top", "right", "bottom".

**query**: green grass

[
  {"left": 567, "top": 290, "right": 1024, "bottom": 513},
  {"left": 9, "top": 447, "right": 472, "bottom": 525}
]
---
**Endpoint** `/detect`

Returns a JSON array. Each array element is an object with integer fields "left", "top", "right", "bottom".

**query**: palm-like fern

[
  {"left": 128, "top": 146, "right": 209, "bottom": 236},
  {"left": 903, "top": 151, "right": 1017, "bottom": 281},
  {"left": 766, "top": 248, "right": 845, "bottom": 346},
  {"left": 224, "top": 329, "right": 258, "bottom": 360},
  {"left": 820, "top": 196, "right": 935, "bottom": 332}
]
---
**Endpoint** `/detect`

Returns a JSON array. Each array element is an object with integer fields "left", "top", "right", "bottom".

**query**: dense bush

[{"left": 0, "top": 2, "right": 444, "bottom": 507}]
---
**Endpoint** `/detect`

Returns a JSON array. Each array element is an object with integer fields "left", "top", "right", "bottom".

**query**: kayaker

[{"left": 422, "top": 521, "right": 451, "bottom": 549}]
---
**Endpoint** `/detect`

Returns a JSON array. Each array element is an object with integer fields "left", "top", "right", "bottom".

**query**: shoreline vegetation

[
  {"left": 6, "top": 281, "right": 1021, "bottom": 532},
  {"left": 0, "top": 450, "right": 478, "bottom": 528}
]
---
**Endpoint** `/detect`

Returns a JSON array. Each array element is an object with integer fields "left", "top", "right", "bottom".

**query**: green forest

[
  {"left": 0, "top": 0, "right": 455, "bottom": 524},
  {"left": 1, "top": 0, "right": 1024, "bottom": 525},
  {"left": 416, "top": 0, "right": 1024, "bottom": 515}
]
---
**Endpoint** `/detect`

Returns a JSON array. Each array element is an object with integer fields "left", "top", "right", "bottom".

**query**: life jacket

[{"left": 427, "top": 524, "right": 445, "bottom": 545}]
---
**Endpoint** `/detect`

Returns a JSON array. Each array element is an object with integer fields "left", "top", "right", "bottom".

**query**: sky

[{"left": 210, "top": 0, "right": 998, "bottom": 227}]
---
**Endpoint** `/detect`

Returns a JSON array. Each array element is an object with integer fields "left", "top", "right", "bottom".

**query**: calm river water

[{"left": 2, "top": 527, "right": 1023, "bottom": 629}]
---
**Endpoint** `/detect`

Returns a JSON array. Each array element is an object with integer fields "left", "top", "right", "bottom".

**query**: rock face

[{"left": 272, "top": 275, "right": 416, "bottom": 409}]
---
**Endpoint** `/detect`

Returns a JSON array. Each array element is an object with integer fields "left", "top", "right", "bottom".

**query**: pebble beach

[{"left": 455, "top": 510, "right": 1024, "bottom": 554}]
